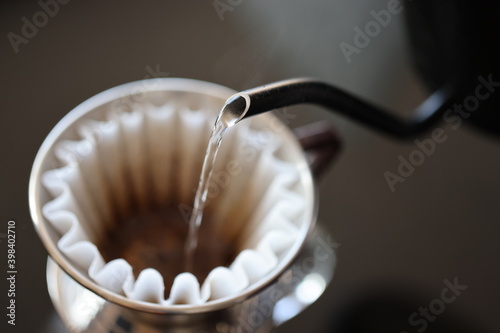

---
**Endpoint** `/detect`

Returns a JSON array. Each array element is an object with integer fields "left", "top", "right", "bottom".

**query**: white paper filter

[{"left": 41, "top": 98, "right": 306, "bottom": 305}]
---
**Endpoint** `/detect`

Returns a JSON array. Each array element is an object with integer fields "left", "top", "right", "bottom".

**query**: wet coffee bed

[{"left": 97, "top": 205, "right": 237, "bottom": 296}]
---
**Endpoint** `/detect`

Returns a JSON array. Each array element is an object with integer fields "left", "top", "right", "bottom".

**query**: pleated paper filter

[{"left": 39, "top": 80, "right": 312, "bottom": 306}]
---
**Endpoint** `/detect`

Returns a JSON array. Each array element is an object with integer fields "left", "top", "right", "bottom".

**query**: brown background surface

[{"left": 1, "top": 1, "right": 499, "bottom": 332}]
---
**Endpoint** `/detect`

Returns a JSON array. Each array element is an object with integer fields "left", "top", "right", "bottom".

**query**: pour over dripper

[{"left": 30, "top": 78, "right": 337, "bottom": 333}]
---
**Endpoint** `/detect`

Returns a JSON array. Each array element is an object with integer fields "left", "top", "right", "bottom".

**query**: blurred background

[{"left": 1, "top": 0, "right": 499, "bottom": 332}]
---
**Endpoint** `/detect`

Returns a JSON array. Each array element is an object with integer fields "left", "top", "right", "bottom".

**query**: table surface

[{"left": 1, "top": 1, "right": 499, "bottom": 332}]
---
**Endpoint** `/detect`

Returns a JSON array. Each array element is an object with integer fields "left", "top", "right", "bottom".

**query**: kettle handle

[{"left": 293, "top": 121, "right": 342, "bottom": 179}]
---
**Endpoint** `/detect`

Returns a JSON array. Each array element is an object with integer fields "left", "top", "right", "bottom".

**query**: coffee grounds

[{"left": 97, "top": 205, "right": 237, "bottom": 296}]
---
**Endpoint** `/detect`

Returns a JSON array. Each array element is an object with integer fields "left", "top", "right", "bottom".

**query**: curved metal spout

[{"left": 226, "top": 78, "right": 453, "bottom": 139}]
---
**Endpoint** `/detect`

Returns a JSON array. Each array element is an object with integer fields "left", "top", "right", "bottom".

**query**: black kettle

[{"left": 222, "top": 1, "right": 500, "bottom": 139}]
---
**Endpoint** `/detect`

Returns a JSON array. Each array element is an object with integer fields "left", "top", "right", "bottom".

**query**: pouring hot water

[
  {"left": 184, "top": 94, "right": 249, "bottom": 273},
  {"left": 185, "top": 76, "right": 449, "bottom": 274}
]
